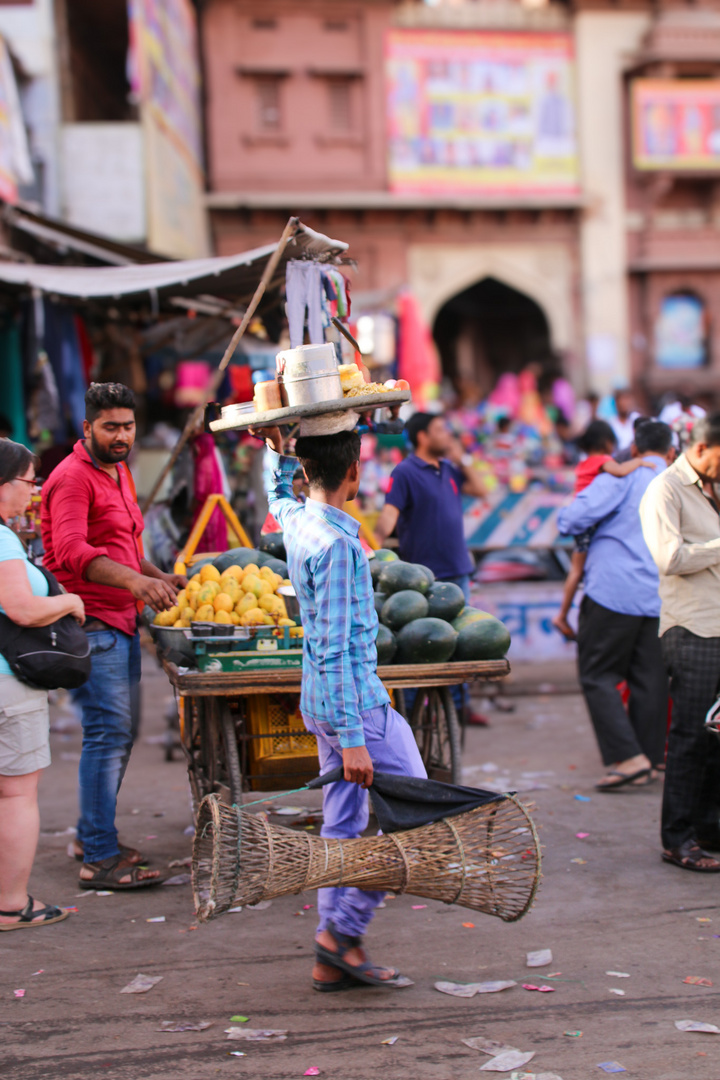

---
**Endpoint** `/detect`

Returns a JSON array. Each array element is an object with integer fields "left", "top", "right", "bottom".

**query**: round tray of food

[{"left": 209, "top": 387, "right": 411, "bottom": 433}]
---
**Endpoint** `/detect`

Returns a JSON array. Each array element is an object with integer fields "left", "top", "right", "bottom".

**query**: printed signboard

[
  {"left": 632, "top": 79, "right": 720, "bottom": 171},
  {"left": 386, "top": 29, "right": 579, "bottom": 196}
]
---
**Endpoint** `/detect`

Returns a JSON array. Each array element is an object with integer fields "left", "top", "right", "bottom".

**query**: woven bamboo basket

[{"left": 192, "top": 793, "right": 541, "bottom": 924}]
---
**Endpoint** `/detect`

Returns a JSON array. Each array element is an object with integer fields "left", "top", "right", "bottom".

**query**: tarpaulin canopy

[
  {"left": 0, "top": 222, "right": 348, "bottom": 306},
  {"left": 308, "top": 767, "right": 503, "bottom": 833}
]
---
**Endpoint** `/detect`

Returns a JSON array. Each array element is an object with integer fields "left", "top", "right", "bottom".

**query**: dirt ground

[{"left": 2, "top": 656, "right": 720, "bottom": 1080}]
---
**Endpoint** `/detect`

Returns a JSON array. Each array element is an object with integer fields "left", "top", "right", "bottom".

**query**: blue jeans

[
  {"left": 405, "top": 574, "right": 471, "bottom": 718},
  {"left": 72, "top": 630, "right": 141, "bottom": 863},
  {"left": 303, "top": 704, "right": 427, "bottom": 939}
]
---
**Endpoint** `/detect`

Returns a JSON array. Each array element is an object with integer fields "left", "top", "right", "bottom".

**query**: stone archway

[
  {"left": 408, "top": 242, "right": 575, "bottom": 356},
  {"left": 433, "top": 277, "right": 554, "bottom": 402}
]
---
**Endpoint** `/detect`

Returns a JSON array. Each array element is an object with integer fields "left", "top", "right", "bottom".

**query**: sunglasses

[{"left": 14, "top": 476, "right": 42, "bottom": 487}]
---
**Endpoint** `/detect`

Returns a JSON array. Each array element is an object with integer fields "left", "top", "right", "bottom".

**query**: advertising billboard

[
  {"left": 127, "top": 0, "right": 209, "bottom": 256},
  {"left": 386, "top": 29, "right": 579, "bottom": 197},
  {"left": 632, "top": 79, "right": 720, "bottom": 171}
]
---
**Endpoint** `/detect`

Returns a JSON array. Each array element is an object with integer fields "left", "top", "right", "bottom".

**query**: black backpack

[{"left": 0, "top": 564, "right": 91, "bottom": 690}]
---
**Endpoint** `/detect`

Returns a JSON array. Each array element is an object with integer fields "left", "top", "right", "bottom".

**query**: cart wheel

[
  {"left": 394, "top": 688, "right": 407, "bottom": 719},
  {"left": 409, "top": 687, "right": 462, "bottom": 785}
]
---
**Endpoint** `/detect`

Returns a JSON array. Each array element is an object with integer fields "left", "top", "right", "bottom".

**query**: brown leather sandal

[
  {"left": 79, "top": 855, "right": 163, "bottom": 890},
  {"left": 662, "top": 841, "right": 720, "bottom": 873}
]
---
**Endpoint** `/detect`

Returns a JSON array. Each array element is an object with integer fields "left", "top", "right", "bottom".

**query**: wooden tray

[
  {"left": 208, "top": 390, "right": 411, "bottom": 433},
  {"left": 163, "top": 657, "right": 510, "bottom": 697}
]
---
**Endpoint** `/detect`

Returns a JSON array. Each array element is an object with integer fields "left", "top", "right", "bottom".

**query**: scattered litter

[
  {"left": 412, "top": 905, "right": 427, "bottom": 910},
  {"left": 684, "top": 976, "right": 713, "bottom": 986},
  {"left": 696, "top": 917, "right": 711, "bottom": 923},
  {"left": 14, "top": 989, "right": 25, "bottom": 999},
  {"left": 574, "top": 795, "right": 591, "bottom": 802},
  {"left": 229, "top": 1051, "right": 246, "bottom": 1056},
  {"left": 169, "top": 857, "right": 192, "bottom": 869},
  {"left": 120, "top": 974, "right": 163, "bottom": 994},
  {"left": 158, "top": 1020, "right": 213, "bottom": 1032},
  {"left": 462, "top": 1038, "right": 518, "bottom": 1055},
  {"left": 462, "top": 922, "right": 475, "bottom": 928},
  {"left": 526, "top": 949, "right": 552, "bottom": 968},
  {"left": 303, "top": 904, "right": 313, "bottom": 910},
  {"left": 597, "top": 1064, "right": 626, "bottom": 1074},
  {"left": 381, "top": 1036, "right": 399, "bottom": 1045},
  {"left": 274, "top": 807, "right": 304, "bottom": 816},
  {"left": 163, "top": 874, "right": 191, "bottom": 887},
  {"left": 563, "top": 1031, "right": 582, "bottom": 1038},
  {"left": 31, "top": 970, "right": 43, "bottom": 977},
  {"left": 65, "top": 906, "right": 79, "bottom": 913},
  {"left": 225, "top": 1028, "right": 287, "bottom": 1041},
  {"left": 96, "top": 891, "right": 113, "bottom": 897},
  {"left": 608, "top": 989, "right": 626, "bottom": 996},
  {"left": 230, "top": 1016, "right": 249, "bottom": 1023},
  {"left": 183, "top": 825, "right": 195, "bottom": 836},
  {"left": 546, "top": 973, "right": 562, "bottom": 979},
  {"left": 304, "top": 1069, "right": 321, "bottom": 1076},
  {"left": 522, "top": 984, "right": 555, "bottom": 993},
  {"left": 146, "top": 916, "right": 166, "bottom": 923},
  {"left": 435, "top": 980, "right": 516, "bottom": 997},
  {"left": 675, "top": 1020, "right": 720, "bottom": 1034},
  {"left": 228, "top": 907, "right": 243, "bottom": 913},
  {"left": 606, "top": 972, "right": 630, "bottom": 978},
  {"left": 570, "top": 858, "right": 587, "bottom": 865},
  {"left": 246, "top": 900, "right": 272, "bottom": 911},
  {"left": 480, "top": 1050, "right": 535, "bottom": 1072},
  {"left": 145, "top": 834, "right": 158, "bottom": 840},
  {"left": 575, "top": 833, "right": 589, "bottom": 839}
]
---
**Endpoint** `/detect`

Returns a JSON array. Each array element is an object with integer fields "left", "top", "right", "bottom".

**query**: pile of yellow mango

[{"left": 153, "top": 562, "right": 303, "bottom": 636}]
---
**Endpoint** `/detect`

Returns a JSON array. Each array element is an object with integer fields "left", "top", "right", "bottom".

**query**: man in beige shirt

[{"left": 640, "top": 415, "right": 720, "bottom": 872}]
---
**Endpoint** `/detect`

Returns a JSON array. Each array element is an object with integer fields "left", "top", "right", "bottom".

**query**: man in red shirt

[{"left": 42, "top": 382, "right": 184, "bottom": 889}]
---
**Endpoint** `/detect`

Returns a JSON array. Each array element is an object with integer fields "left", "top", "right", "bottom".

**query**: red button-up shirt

[{"left": 41, "top": 441, "right": 144, "bottom": 636}]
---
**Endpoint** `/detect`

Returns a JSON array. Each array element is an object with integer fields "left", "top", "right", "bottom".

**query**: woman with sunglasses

[{"left": 0, "top": 438, "right": 85, "bottom": 930}]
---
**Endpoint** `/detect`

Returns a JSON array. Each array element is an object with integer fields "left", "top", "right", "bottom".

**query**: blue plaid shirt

[{"left": 266, "top": 450, "right": 389, "bottom": 748}]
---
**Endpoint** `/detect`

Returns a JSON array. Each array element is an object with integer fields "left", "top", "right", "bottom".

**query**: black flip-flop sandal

[
  {"left": 0, "top": 895, "right": 70, "bottom": 931},
  {"left": 315, "top": 921, "right": 413, "bottom": 989},
  {"left": 312, "top": 972, "right": 361, "bottom": 993},
  {"left": 596, "top": 767, "right": 651, "bottom": 792},
  {"left": 79, "top": 855, "right": 164, "bottom": 890},
  {"left": 662, "top": 843, "right": 720, "bottom": 873}
]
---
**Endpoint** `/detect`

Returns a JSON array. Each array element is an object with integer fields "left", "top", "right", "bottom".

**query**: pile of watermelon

[{"left": 371, "top": 549, "right": 511, "bottom": 666}]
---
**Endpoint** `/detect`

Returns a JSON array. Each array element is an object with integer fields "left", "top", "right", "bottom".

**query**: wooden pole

[{"left": 140, "top": 216, "right": 300, "bottom": 514}]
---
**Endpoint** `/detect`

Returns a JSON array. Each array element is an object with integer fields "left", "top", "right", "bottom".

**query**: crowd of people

[{"left": 2, "top": 377, "right": 720, "bottom": 990}]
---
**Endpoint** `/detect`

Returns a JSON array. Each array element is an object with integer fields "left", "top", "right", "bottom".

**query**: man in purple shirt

[{"left": 375, "top": 413, "right": 486, "bottom": 723}]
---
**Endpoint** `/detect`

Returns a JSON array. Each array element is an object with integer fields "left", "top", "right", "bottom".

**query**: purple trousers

[{"left": 303, "top": 704, "right": 427, "bottom": 939}]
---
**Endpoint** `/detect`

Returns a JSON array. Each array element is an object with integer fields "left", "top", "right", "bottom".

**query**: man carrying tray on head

[{"left": 254, "top": 413, "right": 427, "bottom": 991}]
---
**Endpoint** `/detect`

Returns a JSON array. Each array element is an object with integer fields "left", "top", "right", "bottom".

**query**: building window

[
  {"left": 256, "top": 77, "right": 282, "bottom": 131},
  {"left": 328, "top": 79, "right": 353, "bottom": 132},
  {"left": 655, "top": 291, "right": 709, "bottom": 369}
]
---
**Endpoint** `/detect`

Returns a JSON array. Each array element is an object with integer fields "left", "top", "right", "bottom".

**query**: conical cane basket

[{"left": 192, "top": 793, "right": 541, "bottom": 924}]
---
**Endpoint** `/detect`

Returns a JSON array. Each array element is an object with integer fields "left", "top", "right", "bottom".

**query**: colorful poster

[
  {"left": 655, "top": 294, "right": 707, "bottom": 369},
  {"left": 386, "top": 29, "right": 579, "bottom": 196},
  {"left": 0, "top": 35, "right": 33, "bottom": 203},
  {"left": 127, "top": 0, "right": 209, "bottom": 256},
  {"left": 632, "top": 80, "right": 720, "bottom": 171}
]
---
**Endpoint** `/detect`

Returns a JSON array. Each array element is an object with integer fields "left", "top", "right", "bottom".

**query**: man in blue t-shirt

[{"left": 375, "top": 413, "right": 487, "bottom": 723}]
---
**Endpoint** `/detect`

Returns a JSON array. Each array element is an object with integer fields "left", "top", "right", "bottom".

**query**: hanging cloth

[
  {"left": 285, "top": 260, "right": 325, "bottom": 348},
  {"left": 308, "top": 767, "right": 503, "bottom": 833}
]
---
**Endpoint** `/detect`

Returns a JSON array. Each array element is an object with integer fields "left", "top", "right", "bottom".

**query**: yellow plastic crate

[{"left": 245, "top": 695, "right": 318, "bottom": 790}]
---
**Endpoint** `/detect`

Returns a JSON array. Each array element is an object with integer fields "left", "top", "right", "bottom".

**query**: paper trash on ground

[
  {"left": 675, "top": 1020, "right": 720, "bottom": 1033},
  {"left": 480, "top": 1050, "right": 535, "bottom": 1072},
  {"left": 605, "top": 972, "right": 630, "bottom": 978},
  {"left": 120, "top": 974, "right": 163, "bottom": 994},
  {"left": 462, "top": 1038, "right": 519, "bottom": 1055},
  {"left": 435, "top": 980, "right": 516, "bottom": 997},
  {"left": 225, "top": 1027, "right": 288, "bottom": 1041},
  {"left": 526, "top": 950, "right": 552, "bottom": 968},
  {"left": 158, "top": 1020, "right": 213, "bottom": 1032}
]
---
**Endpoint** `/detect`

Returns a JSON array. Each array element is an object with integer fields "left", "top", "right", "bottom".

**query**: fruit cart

[{"left": 162, "top": 655, "right": 510, "bottom": 808}]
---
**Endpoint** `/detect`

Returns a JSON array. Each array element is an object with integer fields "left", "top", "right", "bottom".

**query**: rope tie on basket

[
  {"left": 443, "top": 816, "right": 467, "bottom": 905},
  {"left": 387, "top": 832, "right": 410, "bottom": 893}
]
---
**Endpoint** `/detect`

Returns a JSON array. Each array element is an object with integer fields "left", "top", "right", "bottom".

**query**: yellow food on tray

[{"left": 338, "top": 363, "right": 365, "bottom": 392}]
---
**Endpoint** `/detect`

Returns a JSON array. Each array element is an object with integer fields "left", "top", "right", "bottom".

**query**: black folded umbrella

[{"left": 306, "top": 766, "right": 504, "bottom": 834}]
